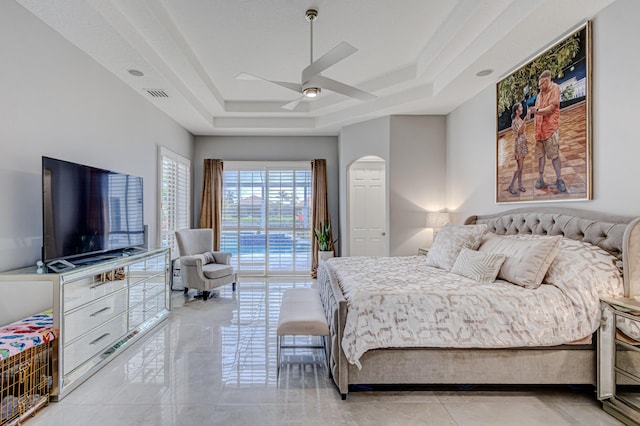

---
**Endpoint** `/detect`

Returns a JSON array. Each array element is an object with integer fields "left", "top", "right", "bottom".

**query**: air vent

[{"left": 144, "top": 89, "right": 168, "bottom": 98}]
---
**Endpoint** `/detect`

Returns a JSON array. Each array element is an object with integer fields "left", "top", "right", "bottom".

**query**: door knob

[{"left": 381, "top": 232, "right": 386, "bottom": 236}]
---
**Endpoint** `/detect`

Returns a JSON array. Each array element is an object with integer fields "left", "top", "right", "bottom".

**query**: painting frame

[{"left": 496, "top": 21, "right": 592, "bottom": 204}]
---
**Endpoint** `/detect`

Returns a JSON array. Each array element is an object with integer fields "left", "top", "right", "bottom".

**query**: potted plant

[{"left": 314, "top": 221, "right": 334, "bottom": 262}]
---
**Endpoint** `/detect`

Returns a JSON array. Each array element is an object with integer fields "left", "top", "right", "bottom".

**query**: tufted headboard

[{"left": 464, "top": 207, "right": 640, "bottom": 298}]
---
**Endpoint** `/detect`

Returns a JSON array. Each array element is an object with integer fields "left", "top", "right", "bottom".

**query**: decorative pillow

[
  {"left": 450, "top": 248, "right": 506, "bottom": 283},
  {"left": 425, "top": 224, "right": 488, "bottom": 271},
  {"left": 203, "top": 251, "right": 217, "bottom": 264},
  {"left": 545, "top": 238, "right": 623, "bottom": 298},
  {"left": 478, "top": 233, "right": 561, "bottom": 288}
]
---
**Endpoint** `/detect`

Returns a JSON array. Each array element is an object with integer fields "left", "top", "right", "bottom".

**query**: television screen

[{"left": 42, "top": 157, "right": 144, "bottom": 263}]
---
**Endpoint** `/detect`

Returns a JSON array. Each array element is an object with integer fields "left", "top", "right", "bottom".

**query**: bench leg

[
  {"left": 276, "top": 335, "right": 281, "bottom": 380},
  {"left": 323, "top": 335, "right": 329, "bottom": 378}
]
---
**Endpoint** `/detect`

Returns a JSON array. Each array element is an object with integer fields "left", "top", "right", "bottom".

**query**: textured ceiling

[{"left": 16, "top": 0, "right": 615, "bottom": 135}]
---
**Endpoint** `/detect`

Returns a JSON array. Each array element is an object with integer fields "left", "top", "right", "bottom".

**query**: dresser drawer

[
  {"left": 129, "top": 275, "right": 166, "bottom": 306},
  {"left": 128, "top": 291, "right": 166, "bottom": 330},
  {"left": 128, "top": 255, "right": 167, "bottom": 286},
  {"left": 63, "top": 273, "right": 128, "bottom": 312},
  {"left": 63, "top": 312, "right": 128, "bottom": 374},
  {"left": 64, "top": 288, "right": 128, "bottom": 343}
]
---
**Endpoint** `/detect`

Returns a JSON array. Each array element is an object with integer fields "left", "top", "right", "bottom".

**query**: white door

[{"left": 349, "top": 158, "right": 387, "bottom": 256}]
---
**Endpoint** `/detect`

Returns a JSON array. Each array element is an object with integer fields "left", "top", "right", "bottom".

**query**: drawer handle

[
  {"left": 90, "top": 306, "right": 111, "bottom": 317},
  {"left": 89, "top": 333, "right": 111, "bottom": 345},
  {"left": 89, "top": 281, "right": 109, "bottom": 289}
]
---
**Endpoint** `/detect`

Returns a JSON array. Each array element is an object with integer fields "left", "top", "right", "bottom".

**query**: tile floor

[{"left": 27, "top": 277, "right": 622, "bottom": 425}]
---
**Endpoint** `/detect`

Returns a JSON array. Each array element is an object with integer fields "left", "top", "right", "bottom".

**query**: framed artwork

[{"left": 496, "top": 22, "right": 592, "bottom": 203}]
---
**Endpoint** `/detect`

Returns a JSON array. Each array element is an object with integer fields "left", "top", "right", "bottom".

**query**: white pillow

[
  {"left": 545, "top": 238, "right": 623, "bottom": 298},
  {"left": 203, "top": 251, "right": 217, "bottom": 264},
  {"left": 425, "top": 224, "right": 488, "bottom": 271},
  {"left": 450, "top": 248, "right": 506, "bottom": 283},
  {"left": 478, "top": 233, "right": 561, "bottom": 288}
]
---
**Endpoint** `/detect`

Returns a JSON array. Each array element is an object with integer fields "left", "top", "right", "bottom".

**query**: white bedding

[{"left": 326, "top": 245, "right": 623, "bottom": 368}]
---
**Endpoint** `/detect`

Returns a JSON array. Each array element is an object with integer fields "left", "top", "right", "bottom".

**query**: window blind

[{"left": 159, "top": 147, "right": 190, "bottom": 258}]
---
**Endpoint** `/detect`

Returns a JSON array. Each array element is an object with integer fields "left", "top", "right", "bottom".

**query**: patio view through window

[{"left": 221, "top": 162, "right": 312, "bottom": 275}]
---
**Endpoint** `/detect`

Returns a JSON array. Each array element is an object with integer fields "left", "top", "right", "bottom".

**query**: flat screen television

[{"left": 42, "top": 157, "right": 144, "bottom": 265}]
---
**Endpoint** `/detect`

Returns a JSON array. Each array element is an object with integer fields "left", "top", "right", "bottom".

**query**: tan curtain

[
  {"left": 311, "top": 159, "right": 333, "bottom": 278},
  {"left": 199, "top": 159, "right": 223, "bottom": 250}
]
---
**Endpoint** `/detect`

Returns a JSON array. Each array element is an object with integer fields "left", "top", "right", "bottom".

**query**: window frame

[
  {"left": 222, "top": 161, "right": 312, "bottom": 276},
  {"left": 157, "top": 146, "right": 191, "bottom": 259}
]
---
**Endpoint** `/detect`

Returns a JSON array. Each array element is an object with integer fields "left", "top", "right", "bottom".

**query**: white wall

[
  {"left": 193, "top": 136, "right": 339, "bottom": 252},
  {"left": 447, "top": 0, "right": 640, "bottom": 222},
  {"left": 0, "top": 2, "right": 193, "bottom": 272},
  {"left": 339, "top": 115, "right": 447, "bottom": 256}
]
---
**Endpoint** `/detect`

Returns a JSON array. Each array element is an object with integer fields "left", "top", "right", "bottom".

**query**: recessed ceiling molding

[
  {"left": 431, "top": 0, "right": 545, "bottom": 96},
  {"left": 225, "top": 100, "right": 311, "bottom": 113},
  {"left": 317, "top": 82, "right": 435, "bottom": 128},
  {"left": 415, "top": 0, "right": 478, "bottom": 79},
  {"left": 309, "top": 64, "right": 417, "bottom": 112},
  {"left": 88, "top": 0, "right": 223, "bottom": 119},
  {"left": 213, "top": 117, "right": 316, "bottom": 129},
  {"left": 144, "top": 0, "right": 226, "bottom": 110}
]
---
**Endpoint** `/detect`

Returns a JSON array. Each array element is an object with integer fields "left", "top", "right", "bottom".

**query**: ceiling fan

[{"left": 236, "top": 8, "right": 376, "bottom": 111}]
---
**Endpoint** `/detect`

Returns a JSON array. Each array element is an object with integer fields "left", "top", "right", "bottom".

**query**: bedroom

[{"left": 0, "top": 0, "right": 638, "bottom": 424}]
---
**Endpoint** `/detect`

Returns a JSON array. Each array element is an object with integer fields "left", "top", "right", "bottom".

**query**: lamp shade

[{"left": 425, "top": 212, "right": 450, "bottom": 230}]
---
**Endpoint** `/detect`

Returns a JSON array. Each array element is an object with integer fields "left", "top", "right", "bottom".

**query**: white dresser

[{"left": 0, "top": 248, "right": 170, "bottom": 400}]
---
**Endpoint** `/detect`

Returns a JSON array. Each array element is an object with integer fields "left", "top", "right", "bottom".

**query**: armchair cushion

[{"left": 202, "top": 263, "right": 234, "bottom": 280}]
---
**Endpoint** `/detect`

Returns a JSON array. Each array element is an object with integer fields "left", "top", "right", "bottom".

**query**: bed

[{"left": 317, "top": 207, "right": 640, "bottom": 399}]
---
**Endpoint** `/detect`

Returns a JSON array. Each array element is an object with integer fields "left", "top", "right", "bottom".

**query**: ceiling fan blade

[
  {"left": 235, "top": 72, "right": 302, "bottom": 94},
  {"left": 302, "top": 42, "right": 358, "bottom": 83},
  {"left": 314, "top": 76, "right": 376, "bottom": 101},
  {"left": 281, "top": 96, "right": 305, "bottom": 111}
]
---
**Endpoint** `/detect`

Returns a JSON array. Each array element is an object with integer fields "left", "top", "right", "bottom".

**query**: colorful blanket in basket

[{"left": 0, "top": 310, "right": 56, "bottom": 361}]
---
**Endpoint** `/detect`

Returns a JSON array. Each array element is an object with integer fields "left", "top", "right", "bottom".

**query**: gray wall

[
  {"left": 0, "top": 2, "right": 194, "bottom": 271},
  {"left": 338, "top": 117, "right": 391, "bottom": 256},
  {"left": 193, "top": 136, "right": 339, "bottom": 253},
  {"left": 339, "top": 115, "right": 447, "bottom": 256},
  {"left": 390, "top": 116, "right": 446, "bottom": 256},
  {"left": 446, "top": 0, "right": 640, "bottom": 222}
]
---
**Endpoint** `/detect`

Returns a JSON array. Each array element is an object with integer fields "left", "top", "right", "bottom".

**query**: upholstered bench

[{"left": 276, "top": 288, "right": 329, "bottom": 378}]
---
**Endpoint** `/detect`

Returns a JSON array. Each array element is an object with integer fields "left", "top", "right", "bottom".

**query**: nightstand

[
  {"left": 599, "top": 297, "right": 640, "bottom": 424},
  {"left": 418, "top": 247, "right": 429, "bottom": 256}
]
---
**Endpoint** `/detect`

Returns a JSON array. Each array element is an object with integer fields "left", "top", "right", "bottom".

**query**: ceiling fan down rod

[{"left": 306, "top": 9, "right": 318, "bottom": 65}]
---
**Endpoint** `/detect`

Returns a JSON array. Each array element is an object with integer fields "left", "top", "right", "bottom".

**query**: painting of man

[{"left": 533, "top": 70, "right": 564, "bottom": 192}]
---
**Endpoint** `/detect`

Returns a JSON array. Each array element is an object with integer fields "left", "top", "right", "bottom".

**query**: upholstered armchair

[{"left": 175, "top": 229, "right": 237, "bottom": 301}]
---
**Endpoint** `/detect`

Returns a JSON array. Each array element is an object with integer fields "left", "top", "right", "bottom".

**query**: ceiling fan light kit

[
  {"left": 303, "top": 87, "right": 320, "bottom": 98},
  {"left": 236, "top": 8, "right": 375, "bottom": 110}
]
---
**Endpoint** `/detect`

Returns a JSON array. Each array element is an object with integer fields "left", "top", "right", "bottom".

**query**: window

[
  {"left": 158, "top": 147, "right": 190, "bottom": 258},
  {"left": 221, "top": 162, "right": 312, "bottom": 275}
]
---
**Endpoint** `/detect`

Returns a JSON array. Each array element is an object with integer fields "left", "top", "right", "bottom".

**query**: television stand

[
  {"left": 0, "top": 248, "right": 170, "bottom": 400},
  {"left": 46, "top": 258, "right": 76, "bottom": 272}
]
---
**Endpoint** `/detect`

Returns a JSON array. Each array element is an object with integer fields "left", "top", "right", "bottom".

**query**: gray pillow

[
  {"left": 425, "top": 224, "right": 488, "bottom": 271},
  {"left": 450, "top": 248, "right": 506, "bottom": 283},
  {"left": 203, "top": 251, "right": 216, "bottom": 264},
  {"left": 478, "top": 233, "right": 562, "bottom": 288}
]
